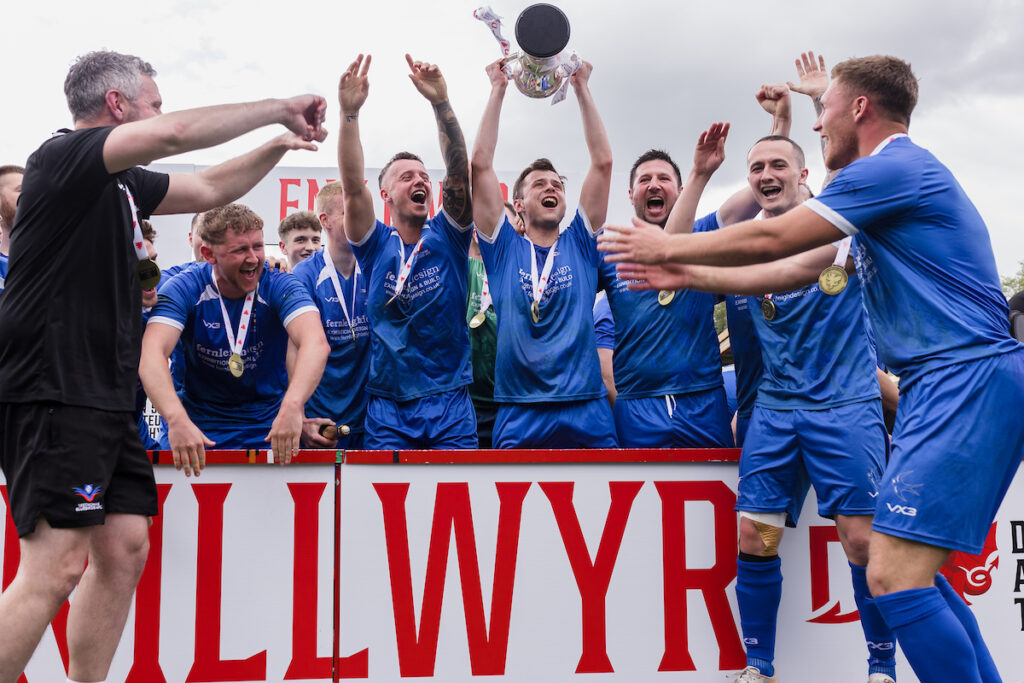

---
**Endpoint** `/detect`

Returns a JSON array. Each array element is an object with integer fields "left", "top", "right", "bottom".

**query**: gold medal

[
  {"left": 761, "top": 297, "right": 777, "bottom": 321},
  {"left": 818, "top": 265, "right": 849, "bottom": 296},
  {"left": 657, "top": 290, "right": 675, "bottom": 306},
  {"left": 137, "top": 258, "right": 161, "bottom": 290},
  {"left": 386, "top": 293, "right": 398, "bottom": 307},
  {"left": 228, "top": 353, "right": 245, "bottom": 378},
  {"left": 530, "top": 301, "right": 541, "bottom": 324},
  {"left": 470, "top": 312, "right": 486, "bottom": 329}
]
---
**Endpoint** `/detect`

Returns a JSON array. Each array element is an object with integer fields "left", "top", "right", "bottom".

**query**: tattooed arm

[{"left": 406, "top": 54, "right": 473, "bottom": 227}]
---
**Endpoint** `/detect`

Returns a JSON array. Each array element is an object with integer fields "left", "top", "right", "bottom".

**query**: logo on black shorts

[{"left": 72, "top": 484, "right": 103, "bottom": 512}]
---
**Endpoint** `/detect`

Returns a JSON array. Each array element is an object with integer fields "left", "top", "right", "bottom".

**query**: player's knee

[
  {"left": 93, "top": 520, "right": 150, "bottom": 581},
  {"left": 738, "top": 512, "right": 785, "bottom": 556}
]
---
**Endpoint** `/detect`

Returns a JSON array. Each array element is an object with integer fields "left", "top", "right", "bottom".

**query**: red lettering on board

[
  {"left": 126, "top": 483, "right": 172, "bottom": 683},
  {"left": 808, "top": 525, "right": 859, "bottom": 624},
  {"left": 655, "top": 481, "right": 745, "bottom": 671},
  {"left": 280, "top": 179, "right": 301, "bottom": 220},
  {"left": 374, "top": 481, "right": 530, "bottom": 676},
  {"left": 186, "top": 484, "right": 267, "bottom": 682},
  {"left": 540, "top": 480, "right": 644, "bottom": 674}
]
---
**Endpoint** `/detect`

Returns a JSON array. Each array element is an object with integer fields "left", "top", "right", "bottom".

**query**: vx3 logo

[
  {"left": 202, "top": 320, "right": 222, "bottom": 329},
  {"left": 886, "top": 503, "right": 917, "bottom": 516}
]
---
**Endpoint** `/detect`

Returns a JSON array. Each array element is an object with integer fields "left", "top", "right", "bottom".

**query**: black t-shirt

[{"left": 0, "top": 127, "right": 169, "bottom": 411}]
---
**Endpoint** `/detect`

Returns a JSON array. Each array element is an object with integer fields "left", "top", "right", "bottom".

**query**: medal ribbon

[
  {"left": 477, "top": 270, "right": 492, "bottom": 317},
  {"left": 871, "top": 133, "right": 909, "bottom": 157},
  {"left": 214, "top": 282, "right": 256, "bottom": 361},
  {"left": 528, "top": 238, "right": 559, "bottom": 311},
  {"left": 325, "top": 253, "right": 360, "bottom": 339},
  {"left": 392, "top": 233, "right": 427, "bottom": 299},
  {"left": 832, "top": 236, "right": 852, "bottom": 268},
  {"left": 118, "top": 182, "right": 151, "bottom": 262}
]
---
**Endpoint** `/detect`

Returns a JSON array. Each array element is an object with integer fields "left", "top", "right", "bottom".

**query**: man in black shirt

[{"left": 0, "top": 50, "right": 328, "bottom": 682}]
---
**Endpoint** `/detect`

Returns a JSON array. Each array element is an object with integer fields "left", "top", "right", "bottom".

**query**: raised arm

[
  {"left": 156, "top": 133, "right": 318, "bottom": 214},
  {"left": 139, "top": 322, "right": 213, "bottom": 476},
  {"left": 338, "top": 55, "right": 376, "bottom": 244},
  {"left": 573, "top": 62, "right": 613, "bottom": 229},
  {"left": 266, "top": 311, "right": 329, "bottom": 465},
  {"left": 714, "top": 83, "right": 797, "bottom": 226},
  {"left": 103, "top": 95, "right": 327, "bottom": 174},
  {"left": 665, "top": 122, "right": 729, "bottom": 235},
  {"left": 470, "top": 59, "right": 509, "bottom": 238},
  {"left": 406, "top": 54, "right": 473, "bottom": 228}
]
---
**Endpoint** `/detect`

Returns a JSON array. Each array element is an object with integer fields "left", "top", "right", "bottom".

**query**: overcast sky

[{"left": 4, "top": 0, "right": 1023, "bottom": 276}]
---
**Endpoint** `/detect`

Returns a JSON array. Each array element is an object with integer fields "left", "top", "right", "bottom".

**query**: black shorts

[{"left": 0, "top": 402, "right": 159, "bottom": 537}]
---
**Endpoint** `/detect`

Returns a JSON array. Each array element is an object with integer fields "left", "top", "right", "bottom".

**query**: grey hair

[{"left": 63, "top": 51, "right": 157, "bottom": 122}]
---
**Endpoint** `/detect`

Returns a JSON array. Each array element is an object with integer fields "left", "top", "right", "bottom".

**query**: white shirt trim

[
  {"left": 803, "top": 198, "right": 859, "bottom": 236},
  {"left": 147, "top": 315, "right": 184, "bottom": 332},
  {"left": 282, "top": 305, "right": 320, "bottom": 328}
]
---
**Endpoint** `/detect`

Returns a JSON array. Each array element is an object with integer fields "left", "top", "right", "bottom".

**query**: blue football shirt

[
  {"left": 350, "top": 211, "right": 473, "bottom": 401},
  {"left": 292, "top": 249, "right": 371, "bottom": 431},
  {"left": 593, "top": 292, "right": 614, "bottom": 351},
  {"left": 747, "top": 268, "right": 879, "bottom": 410},
  {"left": 148, "top": 263, "right": 318, "bottom": 436},
  {"left": 599, "top": 212, "right": 723, "bottom": 398},
  {"left": 726, "top": 294, "right": 762, "bottom": 419},
  {"left": 478, "top": 210, "right": 605, "bottom": 403},
  {"left": 805, "top": 136, "right": 1021, "bottom": 387},
  {"left": 0, "top": 252, "right": 7, "bottom": 294}
]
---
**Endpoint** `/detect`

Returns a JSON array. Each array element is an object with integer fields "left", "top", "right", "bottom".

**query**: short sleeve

[
  {"left": 804, "top": 153, "right": 918, "bottom": 235},
  {"left": 269, "top": 272, "right": 319, "bottom": 327},
  {"left": 149, "top": 270, "right": 199, "bottom": 331}
]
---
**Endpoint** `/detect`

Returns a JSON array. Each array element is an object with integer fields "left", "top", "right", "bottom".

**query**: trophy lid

[{"left": 515, "top": 4, "right": 570, "bottom": 59}]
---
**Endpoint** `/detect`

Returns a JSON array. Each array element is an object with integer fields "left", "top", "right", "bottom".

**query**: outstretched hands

[
  {"left": 407, "top": 54, "right": 448, "bottom": 105},
  {"left": 692, "top": 121, "right": 730, "bottom": 177},
  {"left": 614, "top": 262, "right": 694, "bottom": 292},
  {"left": 597, "top": 217, "right": 672, "bottom": 265},
  {"left": 788, "top": 51, "right": 828, "bottom": 100},
  {"left": 281, "top": 95, "right": 328, "bottom": 143},
  {"left": 339, "top": 54, "right": 372, "bottom": 114}
]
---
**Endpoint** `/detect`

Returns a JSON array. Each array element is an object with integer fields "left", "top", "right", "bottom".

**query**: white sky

[{"left": 3, "top": 0, "right": 1023, "bottom": 276}]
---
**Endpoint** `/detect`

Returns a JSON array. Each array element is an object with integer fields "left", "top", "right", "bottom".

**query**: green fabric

[{"left": 466, "top": 257, "right": 498, "bottom": 403}]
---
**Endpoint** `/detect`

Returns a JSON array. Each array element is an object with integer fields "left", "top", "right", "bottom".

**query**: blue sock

[
  {"left": 736, "top": 554, "right": 782, "bottom": 676},
  {"left": 934, "top": 573, "right": 1002, "bottom": 682},
  {"left": 849, "top": 563, "right": 897, "bottom": 679},
  {"left": 874, "top": 587, "right": 982, "bottom": 682}
]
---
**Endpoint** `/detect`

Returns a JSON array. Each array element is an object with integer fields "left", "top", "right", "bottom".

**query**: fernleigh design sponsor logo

[
  {"left": 72, "top": 484, "right": 103, "bottom": 512},
  {"left": 939, "top": 522, "right": 999, "bottom": 605}
]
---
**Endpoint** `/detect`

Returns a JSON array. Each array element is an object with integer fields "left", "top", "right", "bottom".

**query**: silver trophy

[{"left": 474, "top": 4, "right": 580, "bottom": 104}]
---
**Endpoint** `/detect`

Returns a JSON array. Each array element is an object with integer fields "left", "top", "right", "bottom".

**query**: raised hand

[
  {"left": 692, "top": 121, "right": 730, "bottom": 177},
  {"left": 275, "top": 131, "right": 320, "bottom": 153},
  {"left": 282, "top": 94, "right": 328, "bottom": 142},
  {"left": 787, "top": 51, "right": 828, "bottom": 100},
  {"left": 756, "top": 83, "right": 791, "bottom": 120},
  {"left": 406, "top": 54, "right": 448, "bottom": 105},
  {"left": 485, "top": 58, "right": 509, "bottom": 91},
  {"left": 571, "top": 59, "right": 593, "bottom": 91},
  {"left": 339, "top": 54, "right": 372, "bottom": 114}
]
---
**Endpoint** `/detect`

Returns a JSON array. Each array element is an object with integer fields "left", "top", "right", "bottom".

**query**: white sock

[{"left": 66, "top": 678, "right": 106, "bottom": 683}]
